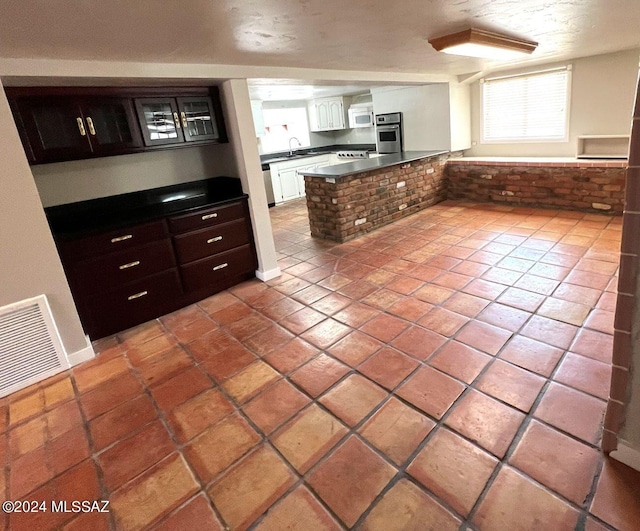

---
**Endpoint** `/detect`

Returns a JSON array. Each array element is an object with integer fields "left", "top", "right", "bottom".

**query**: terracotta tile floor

[{"left": 3, "top": 198, "right": 640, "bottom": 530}]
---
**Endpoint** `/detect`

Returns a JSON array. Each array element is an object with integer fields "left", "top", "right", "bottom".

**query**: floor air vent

[{"left": 0, "top": 295, "right": 69, "bottom": 398}]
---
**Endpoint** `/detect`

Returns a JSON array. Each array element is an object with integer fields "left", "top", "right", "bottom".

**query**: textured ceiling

[{"left": 0, "top": 0, "right": 639, "bottom": 76}]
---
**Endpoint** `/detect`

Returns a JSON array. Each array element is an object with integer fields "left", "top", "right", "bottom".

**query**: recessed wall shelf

[{"left": 576, "top": 135, "right": 630, "bottom": 159}]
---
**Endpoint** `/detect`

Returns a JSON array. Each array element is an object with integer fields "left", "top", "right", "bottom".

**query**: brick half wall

[
  {"left": 447, "top": 161, "right": 626, "bottom": 214},
  {"left": 305, "top": 153, "right": 452, "bottom": 243}
]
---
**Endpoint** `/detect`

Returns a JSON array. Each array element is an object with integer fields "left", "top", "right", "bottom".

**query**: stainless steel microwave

[{"left": 348, "top": 105, "right": 374, "bottom": 128}]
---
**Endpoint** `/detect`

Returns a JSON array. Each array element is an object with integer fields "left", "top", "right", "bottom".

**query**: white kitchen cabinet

[
  {"left": 279, "top": 167, "right": 302, "bottom": 202},
  {"left": 308, "top": 97, "right": 347, "bottom": 132},
  {"left": 270, "top": 154, "right": 332, "bottom": 204},
  {"left": 250, "top": 100, "right": 265, "bottom": 137}
]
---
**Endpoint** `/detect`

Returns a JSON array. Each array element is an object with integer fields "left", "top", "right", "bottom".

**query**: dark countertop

[
  {"left": 45, "top": 176, "right": 246, "bottom": 240},
  {"left": 299, "top": 151, "right": 449, "bottom": 179},
  {"left": 260, "top": 144, "right": 376, "bottom": 170}
]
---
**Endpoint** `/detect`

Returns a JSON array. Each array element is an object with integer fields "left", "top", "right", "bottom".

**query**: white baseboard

[
  {"left": 610, "top": 439, "right": 640, "bottom": 472},
  {"left": 66, "top": 336, "right": 96, "bottom": 367},
  {"left": 256, "top": 267, "right": 282, "bottom": 282}
]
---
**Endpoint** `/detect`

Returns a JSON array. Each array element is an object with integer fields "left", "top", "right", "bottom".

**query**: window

[
  {"left": 481, "top": 66, "right": 571, "bottom": 143},
  {"left": 259, "top": 107, "right": 311, "bottom": 154}
]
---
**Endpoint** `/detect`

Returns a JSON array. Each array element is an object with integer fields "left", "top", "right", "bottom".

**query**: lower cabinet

[
  {"left": 181, "top": 245, "right": 255, "bottom": 292},
  {"left": 57, "top": 197, "right": 257, "bottom": 339},
  {"left": 269, "top": 154, "right": 332, "bottom": 205}
]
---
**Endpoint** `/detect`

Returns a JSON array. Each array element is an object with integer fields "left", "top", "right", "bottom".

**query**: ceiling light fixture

[{"left": 428, "top": 28, "right": 537, "bottom": 60}]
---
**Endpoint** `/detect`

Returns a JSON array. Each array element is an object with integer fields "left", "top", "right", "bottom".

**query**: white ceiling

[
  {"left": 1, "top": 1, "right": 639, "bottom": 83},
  {"left": 247, "top": 81, "right": 385, "bottom": 101}
]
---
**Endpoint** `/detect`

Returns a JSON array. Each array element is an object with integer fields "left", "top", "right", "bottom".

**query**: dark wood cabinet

[
  {"left": 53, "top": 189, "right": 256, "bottom": 339},
  {"left": 11, "top": 96, "right": 142, "bottom": 163},
  {"left": 7, "top": 86, "right": 227, "bottom": 164},
  {"left": 135, "top": 97, "right": 184, "bottom": 146},
  {"left": 177, "top": 96, "right": 220, "bottom": 143},
  {"left": 81, "top": 98, "right": 143, "bottom": 154},
  {"left": 135, "top": 96, "right": 220, "bottom": 146}
]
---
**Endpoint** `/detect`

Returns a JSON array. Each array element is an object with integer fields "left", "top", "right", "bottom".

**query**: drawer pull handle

[
  {"left": 111, "top": 234, "right": 133, "bottom": 243},
  {"left": 86, "top": 116, "right": 96, "bottom": 136},
  {"left": 76, "top": 117, "right": 86, "bottom": 136},
  {"left": 119, "top": 260, "right": 141, "bottom": 270},
  {"left": 212, "top": 262, "right": 228, "bottom": 271},
  {"left": 127, "top": 290, "right": 148, "bottom": 301},
  {"left": 181, "top": 111, "right": 188, "bottom": 128},
  {"left": 207, "top": 236, "right": 223, "bottom": 244},
  {"left": 201, "top": 213, "right": 218, "bottom": 220},
  {"left": 173, "top": 112, "right": 181, "bottom": 129}
]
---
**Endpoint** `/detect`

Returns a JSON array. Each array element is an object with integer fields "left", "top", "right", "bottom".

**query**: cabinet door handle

[
  {"left": 76, "top": 117, "right": 86, "bottom": 136},
  {"left": 173, "top": 112, "right": 181, "bottom": 129},
  {"left": 201, "top": 213, "right": 218, "bottom": 220},
  {"left": 212, "top": 262, "right": 228, "bottom": 271},
  {"left": 181, "top": 111, "right": 188, "bottom": 128},
  {"left": 111, "top": 234, "right": 133, "bottom": 243},
  {"left": 119, "top": 260, "right": 141, "bottom": 270},
  {"left": 207, "top": 236, "right": 223, "bottom": 244},
  {"left": 127, "top": 290, "right": 148, "bottom": 301},
  {"left": 86, "top": 117, "right": 96, "bottom": 136}
]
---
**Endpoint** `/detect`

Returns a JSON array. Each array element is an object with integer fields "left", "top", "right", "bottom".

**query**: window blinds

[{"left": 482, "top": 67, "right": 570, "bottom": 142}]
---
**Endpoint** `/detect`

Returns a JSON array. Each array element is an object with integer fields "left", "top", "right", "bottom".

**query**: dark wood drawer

[
  {"left": 59, "top": 219, "right": 168, "bottom": 261},
  {"left": 180, "top": 245, "right": 256, "bottom": 293},
  {"left": 69, "top": 239, "right": 175, "bottom": 294},
  {"left": 173, "top": 219, "right": 250, "bottom": 264},
  {"left": 83, "top": 269, "right": 182, "bottom": 337},
  {"left": 168, "top": 201, "right": 245, "bottom": 234}
]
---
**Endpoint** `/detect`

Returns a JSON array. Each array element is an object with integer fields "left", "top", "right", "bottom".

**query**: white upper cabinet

[{"left": 308, "top": 97, "right": 347, "bottom": 132}]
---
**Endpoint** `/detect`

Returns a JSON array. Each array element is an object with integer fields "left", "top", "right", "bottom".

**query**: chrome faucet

[{"left": 288, "top": 136, "right": 302, "bottom": 156}]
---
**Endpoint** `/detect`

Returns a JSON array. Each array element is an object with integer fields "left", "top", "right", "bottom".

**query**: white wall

[
  {"left": 371, "top": 83, "right": 469, "bottom": 152},
  {"left": 0, "top": 81, "right": 88, "bottom": 356},
  {"left": 449, "top": 81, "right": 471, "bottom": 152},
  {"left": 33, "top": 143, "right": 238, "bottom": 207},
  {"left": 467, "top": 48, "right": 640, "bottom": 157},
  {"left": 309, "top": 127, "right": 376, "bottom": 149}
]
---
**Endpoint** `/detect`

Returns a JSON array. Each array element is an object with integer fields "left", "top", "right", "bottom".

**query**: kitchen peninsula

[{"left": 300, "top": 151, "right": 451, "bottom": 242}]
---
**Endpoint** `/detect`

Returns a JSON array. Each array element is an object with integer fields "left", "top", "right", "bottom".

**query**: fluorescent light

[{"left": 429, "top": 28, "right": 537, "bottom": 60}]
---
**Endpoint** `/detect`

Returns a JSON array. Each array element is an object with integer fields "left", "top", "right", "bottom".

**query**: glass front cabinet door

[
  {"left": 81, "top": 98, "right": 142, "bottom": 154},
  {"left": 135, "top": 98, "right": 185, "bottom": 146},
  {"left": 176, "top": 97, "right": 219, "bottom": 142}
]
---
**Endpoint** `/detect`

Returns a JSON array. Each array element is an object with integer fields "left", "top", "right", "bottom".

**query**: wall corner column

[
  {"left": 0, "top": 80, "right": 92, "bottom": 363},
  {"left": 220, "top": 79, "right": 280, "bottom": 281}
]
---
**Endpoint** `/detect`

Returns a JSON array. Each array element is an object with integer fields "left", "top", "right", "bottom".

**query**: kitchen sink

[{"left": 263, "top": 152, "right": 321, "bottom": 164}]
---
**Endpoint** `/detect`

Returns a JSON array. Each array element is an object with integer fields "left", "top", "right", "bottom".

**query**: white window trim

[{"left": 480, "top": 65, "right": 572, "bottom": 144}]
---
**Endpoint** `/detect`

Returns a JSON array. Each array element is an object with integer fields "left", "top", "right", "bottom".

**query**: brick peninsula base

[{"left": 305, "top": 153, "right": 451, "bottom": 243}]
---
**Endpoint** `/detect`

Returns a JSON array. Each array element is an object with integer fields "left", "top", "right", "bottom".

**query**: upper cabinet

[
  {"left": 10, "top": 96, "right": 142, "bottom": 163},
  {"left": 308, "top": 97, "right": 347, "bottom": 132},
  {"left": 135, "top": 96, "right": 220, "bottom": 147},
  {"left": 7, "top": 86, "right": 227, "bottom": 165}
]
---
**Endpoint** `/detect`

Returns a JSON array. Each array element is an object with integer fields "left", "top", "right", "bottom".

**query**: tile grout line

[
  {"left": 271, "top": 204, "right": 618, "bottom": 527},
  {"left": 7, "top": 199, "right": 623, "bottom": 530},
  {"left": 116, "top": 322, "right": 233, "bottom": 530}
]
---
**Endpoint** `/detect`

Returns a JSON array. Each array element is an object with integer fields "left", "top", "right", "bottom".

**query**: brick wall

[
  {"left": 604, "top": 86, "right": 640, "bottom": 454},
  {"left": 447, "top": 160, "right": 627, "bottom": 214},
  {"left": 305, "top": 153, "right": 452, "bottom": 243}
]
